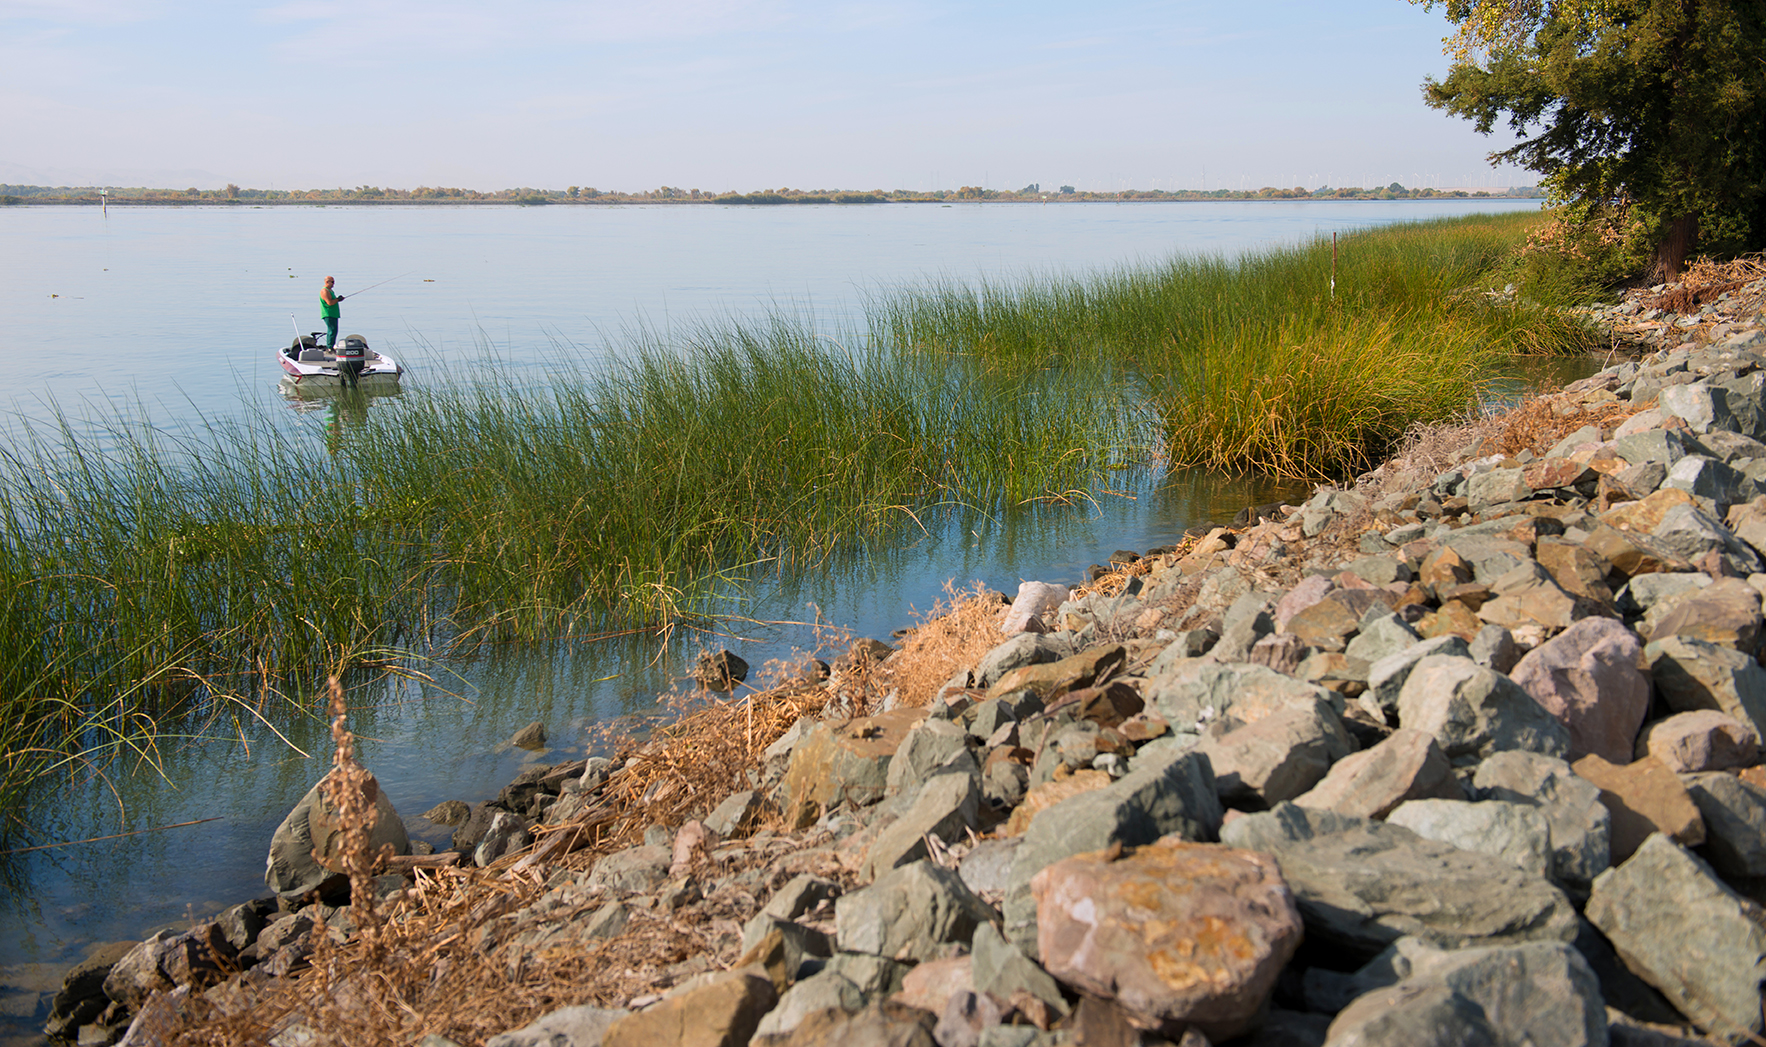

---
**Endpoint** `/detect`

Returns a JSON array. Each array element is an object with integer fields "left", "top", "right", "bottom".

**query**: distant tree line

[{"left": 0, "top": 182, "right": 1543, "bottom": 206}]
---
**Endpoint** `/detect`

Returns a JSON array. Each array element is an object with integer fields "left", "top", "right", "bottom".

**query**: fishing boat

[{"left": 277, "top": 332, "right": 404, "bottom": 393}]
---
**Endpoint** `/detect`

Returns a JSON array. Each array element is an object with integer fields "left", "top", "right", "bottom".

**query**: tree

[{"left": 1415, "top": 0, "right": 1766, "bottom": 277}]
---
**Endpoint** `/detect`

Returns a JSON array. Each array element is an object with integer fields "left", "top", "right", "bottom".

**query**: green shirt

[{"left": 320, "top": 287, "right": 341, "bottom": 319}]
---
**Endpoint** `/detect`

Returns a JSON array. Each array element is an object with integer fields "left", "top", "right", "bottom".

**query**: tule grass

[{"left": 0, "top": 210, "right": 1592, "bottom": 822}]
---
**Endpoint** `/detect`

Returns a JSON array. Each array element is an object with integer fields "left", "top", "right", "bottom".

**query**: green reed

[{"left": 0, "top": 211, "right": 1592, "bottom": 818}]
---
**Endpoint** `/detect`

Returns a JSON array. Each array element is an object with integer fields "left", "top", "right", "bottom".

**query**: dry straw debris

[
  {"left": 866, "top": 582, "right": 1011, "bottom": 707},
  {"left": 1647, "top": 255, "right": 1766, "bottom": 314}
]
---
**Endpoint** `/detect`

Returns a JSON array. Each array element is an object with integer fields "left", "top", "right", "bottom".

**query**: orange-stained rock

[
  {"left": 1535, "top": 538, "right": 1617, "bottom": 608},
  {"left": 1032, "top": 837, "right": 1302, "bottom": 1041},
  {"left": 1419, "top": 546, "right": 1473, "bottom": 591},
  {"left": 988, "top": 645, "right": 1126, "bottom": 702},
  {"left": 889, "top": 955, "right": 975, "bottom": 1017},
  {"left": 1420, "top": 599, "right": 1483, "bottom": 642},
  {"left": 1600, "top": 487, "right": 1696, "bottom": 533},
  {"left": 1571, "top": 753, "right": 1706, "bottom": 862},
  {"left": 777, "top": 707, "right": 924, "bottom": 829},
  {"left": 602, "top": 970, "right": 776, "bottom": 1047},
  {"left": 1584, "top": 526, "right": 1694, "bottom": 578},
  {"left": 1523, "top": 457, "right": 1596, "bottom": 491},
  {"left": 1002, "top": 769, "right": 1111, "bottom": 836}
]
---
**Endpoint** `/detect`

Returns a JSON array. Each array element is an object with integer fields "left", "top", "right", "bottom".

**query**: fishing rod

[{"left": 341, "top": 270, "right": 415, "bottom": 299}]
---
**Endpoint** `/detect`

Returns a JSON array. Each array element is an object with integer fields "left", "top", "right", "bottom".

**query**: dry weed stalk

[
  {"left": 867, "top": 582, "right": 1010, "bottom": 706},
  {"left": 1648, "top": 255, "right": 1766, "bottom": 313}
]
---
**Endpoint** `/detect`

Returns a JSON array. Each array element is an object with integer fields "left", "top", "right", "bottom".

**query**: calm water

[{"left": 0, "top": 198, "right": 1549, "bottom": 1042}]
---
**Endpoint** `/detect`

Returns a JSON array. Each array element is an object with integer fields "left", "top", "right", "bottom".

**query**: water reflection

[{"left": 275, "top": 379, "right": 403, "bottom": 414}]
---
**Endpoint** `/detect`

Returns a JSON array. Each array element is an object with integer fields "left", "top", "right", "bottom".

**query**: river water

[{"left": 0, "top": 198, "right": 1552, "bottom": 1042}]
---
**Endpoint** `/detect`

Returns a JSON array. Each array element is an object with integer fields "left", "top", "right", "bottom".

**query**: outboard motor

[{"left": 343, "top": 334, "right": 370, "bottom": 355}]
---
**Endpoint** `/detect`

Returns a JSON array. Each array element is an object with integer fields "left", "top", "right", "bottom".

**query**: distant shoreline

[{"left": 0, "top": 184, "right": 1544, "bottom": 207}]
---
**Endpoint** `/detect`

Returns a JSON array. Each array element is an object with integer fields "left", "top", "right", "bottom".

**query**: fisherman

[{"left": 319, "top": 276, "right": 345, "bottom": 351}]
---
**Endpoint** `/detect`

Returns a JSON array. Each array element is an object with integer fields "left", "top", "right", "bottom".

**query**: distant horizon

[{"left": 2, "top": 181, "right": 1542, "bottom": 199}]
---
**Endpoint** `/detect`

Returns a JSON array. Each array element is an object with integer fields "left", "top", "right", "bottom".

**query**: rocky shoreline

[{"left": 42, "top": 272, "right": 1766, "bottom": 1046}]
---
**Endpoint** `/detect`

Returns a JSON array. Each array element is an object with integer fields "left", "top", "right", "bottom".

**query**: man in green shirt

[{"left": 320, "top": 276, "right": 345, "bottom": 350}]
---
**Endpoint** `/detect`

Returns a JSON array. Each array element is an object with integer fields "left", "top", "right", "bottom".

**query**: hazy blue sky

[{"left": 1, "top": 0, "right": 1528, "bottom": 193}]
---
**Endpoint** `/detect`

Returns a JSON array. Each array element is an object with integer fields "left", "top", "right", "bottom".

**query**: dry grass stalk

[
  {"left": 1486, "top": 397, "right": 1645, "bottom": 458},
  {"left": 595, "top": 681, "right": 832, "bottom": 845},
  {"left": 1376, "top": 412, "right": 1503, "bottom": 483},
  {"left": 1646, "top": 255, "right": 1766, "bottom": 313},
  {"left": 867, "top": 582, "right": 1011, "bottom": 706}
]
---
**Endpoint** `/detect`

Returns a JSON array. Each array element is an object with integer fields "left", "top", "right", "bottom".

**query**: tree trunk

[{"left": 1655, "top": 213, "right": 1699, "bottom": 280}]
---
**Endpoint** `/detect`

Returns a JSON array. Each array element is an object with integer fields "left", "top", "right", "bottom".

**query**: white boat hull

[{"left": 277, "top": 337, "right": 404, "bottom": 394}]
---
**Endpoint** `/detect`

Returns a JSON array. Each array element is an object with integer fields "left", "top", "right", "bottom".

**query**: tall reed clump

[
  {"left": 874, "top": 211, "right": 1601, "bottom": 473},
  {"left": 347, "top": 314, "right": 1147, "bottom": 641},
  {"left": 1144, "top": 313, "right": 1498, "bottom": 478}
]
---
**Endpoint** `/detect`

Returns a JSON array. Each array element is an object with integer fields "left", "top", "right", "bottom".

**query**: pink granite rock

[
  {"left": 1638, "top": 711, "right": 1760, "bottom": 773},
  {"left": 670, "top": 819, "right": 718, "bottom": 876},
  {"left": 1033, "top": 837, "right": 1301, "bottom": 1041},
  {"left": 1510, "top": 617, "right": 1649, "bottom": 764},
  {"left": 1292, "top": 728, "right": 1463, "bottom": 819},
  {"left": 1274, "top": 574, "right": 1336, "bottom": 631}
]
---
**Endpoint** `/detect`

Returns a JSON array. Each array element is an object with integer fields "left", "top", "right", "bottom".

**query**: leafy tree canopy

[{"left": 1414, "top": 0, "right": 1766, "bottom": 276}]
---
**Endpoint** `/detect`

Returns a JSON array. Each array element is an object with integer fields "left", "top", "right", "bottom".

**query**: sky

[{"left": 0, "top": 0, "right": 1532, "bottom": 194}]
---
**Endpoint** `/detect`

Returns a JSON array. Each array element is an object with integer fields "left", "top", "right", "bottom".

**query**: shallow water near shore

[{"left": 0, "top": 198, "right": 1564, "bottom": 1043}]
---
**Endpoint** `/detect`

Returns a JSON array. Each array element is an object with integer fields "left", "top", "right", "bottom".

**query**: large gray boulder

[
  {"left": 1344, "top": 613, "right": 1424, "bottom": 666},
  {"left": 264, "top": 769, "right": 410, "bottom": 899},
  {"left": 1220, "top": 804, "right": 1579, "bottom": 958},
  {"left": 883, "top": 719, "right": 970, "bottom": 796},
  {"left": 1322, "top": 937, "right": 1606, "bottom": 1047},
  {"left": 1683, "top": 772, "right": 1766, "bottom": 879},
  {"left": 1324, "top": 982, "right": 1501, "bottom": 1046},
  {"left": 1651, "top": 502, "right": 1765, "bottom": 576},
  {"left": 1396, "top": 655, "right": 1571, "bottom": 764},
  {"left": 1361, "top": 636, "right": 1473, "bottom": 722},
  {"left": 861, "top": 769, "right": 980, "bottom": 882},
  {"left": 1471, "top": 751, "right": 1612, "bottom": 890},
  {"left": 1386, "top": 799, "right": 1554, "bottom": 878},
  {"left": 752, "top": 953, "right": 906, "bottom": 1039},
  {"left": 973, "top": 632, "right": 1070, "bottom": 688},
  {"left": 585, "top": 845, "right": 670, "bottom": 893},
  {"left": 1645, "top": 636, "right": 1766, "bottom": 740},
  {"left": 835, "top": 860, "right": 995, "bottom": 963},
  {"left": 1002, "top": 749, "right": 1222, "bottom": 953},
  {"left": 1586, "top": 833, "right": 1766, "bottom": 1042},
  {"left": 1145, "top": 660, "right": 1340, "bottom": 732},
  {"left": 1194, "top": 696, "right": 1353, "bottom": 807}
]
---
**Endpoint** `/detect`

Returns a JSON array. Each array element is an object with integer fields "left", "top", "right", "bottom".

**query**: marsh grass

[
  {"left": 877, "top": 211, "right": 1601, "bottom": 473},
  {"left": 0, "top": 211, "right": 1592, "bottom": 820}
]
